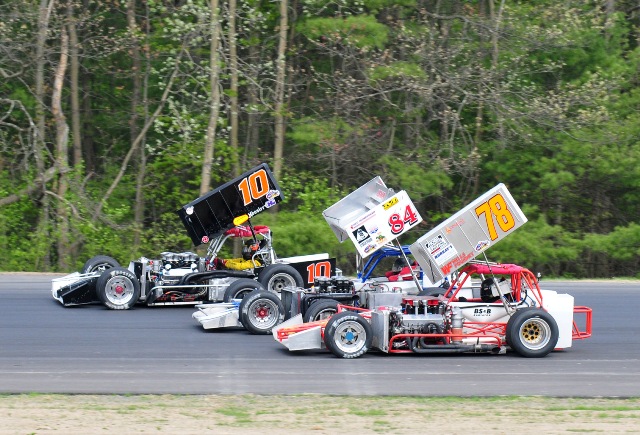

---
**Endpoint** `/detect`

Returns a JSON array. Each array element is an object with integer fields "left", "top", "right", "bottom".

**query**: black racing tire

[
  {"left": 81, "top": 255, "right": 120, "bottom": 274},
  {"left": 323, "top": 311, "right": 372, "bottom": 359},
  {"left": 96, "top": 267, "right": 140, "bottom": 310},
  {"left": 506, "top": 308, "right": 559, "bottom": 358},
  {"left": 303, "top": 299, "right": 340, "bottom": 323},
  {"left": 418, "top": 287, "right": 447, "bottom": 297},
  {"left": 239, "top": 290, "right": 285, "bottom": 334},
  {"left": 257, "top": 264, "right": 304, "bottom": 293},
  {"left": 223, "top": 278, "right": 266, "bottom": 302}
]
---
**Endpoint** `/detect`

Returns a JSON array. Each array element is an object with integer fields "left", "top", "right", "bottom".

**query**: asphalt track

[{"left": 0, "top": 273, "right": 638, "bottom": 397}]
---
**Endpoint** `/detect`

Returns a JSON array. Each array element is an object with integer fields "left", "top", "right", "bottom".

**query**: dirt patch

[{"left": 2, "top": 394, "right": 639, "bottom": 434}]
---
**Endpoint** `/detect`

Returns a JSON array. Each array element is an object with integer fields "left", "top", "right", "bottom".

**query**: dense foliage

[{"left": 1, "top": 0, "right": 639, "bottom": 277}]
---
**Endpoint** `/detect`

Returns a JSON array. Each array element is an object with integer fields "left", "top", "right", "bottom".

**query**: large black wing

[{"left": 177, "top": 163, "right": 284, "bottom": 246}]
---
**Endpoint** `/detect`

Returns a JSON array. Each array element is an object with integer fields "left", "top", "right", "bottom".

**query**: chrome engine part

[
  {"left": 148, "top": 252, "right": 200, "bottom": 286},
  {"left": 312, "top": 276, "right": 354, "bottom": 293}
]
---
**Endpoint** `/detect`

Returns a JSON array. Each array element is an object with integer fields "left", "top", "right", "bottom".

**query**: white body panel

[
  {"left": 541, "top": 290, "right": 574, "bottom": 349},
  {"left": 192, "top": 303, "right": 243, "bottom": 329},
  {"left": 278, "top": 253, "right": 329, "bottom": 263},
  {"left": 272, "top": 314, "right": 324, "bottom": 351}
]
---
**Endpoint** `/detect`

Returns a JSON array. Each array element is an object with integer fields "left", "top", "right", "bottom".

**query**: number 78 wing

[{"left": 409, "top": 183, "right": 527, "bottom": 285}]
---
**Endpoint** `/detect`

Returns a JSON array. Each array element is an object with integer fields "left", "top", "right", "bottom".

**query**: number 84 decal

[{"left": 388, "top": 204, "right": 419, "bottom": 235}]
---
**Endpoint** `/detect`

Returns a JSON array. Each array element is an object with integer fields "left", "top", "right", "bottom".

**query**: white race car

[
  {"left": 273, "top": 182, "right": 593, "bottom": 358},
  {"left": 52, "top": 164, "right": 336, "bottom": 310}
]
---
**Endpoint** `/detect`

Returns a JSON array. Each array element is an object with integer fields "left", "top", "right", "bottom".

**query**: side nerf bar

[{"left": 572, "top": 306, "right": 593, "bottom": 340}]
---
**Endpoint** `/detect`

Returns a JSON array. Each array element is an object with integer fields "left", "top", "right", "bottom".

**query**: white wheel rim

[
  {"left": 314, "top": 308, "right": 336, "bottom": 321},
  {"left": 104, "top": 276, "right": 135, "bottom": 306},
  {"left": 518, "top": 318, "right": 552, "bottom": 350},
  {"left": 333, "top": 320, "right": 367, "bottom": 355},
  {"left": 247, "top": 299, "right": 279, "bottom": 330},
  {"left": 269, "top": 273, "right": 296, "bottom": 293}
]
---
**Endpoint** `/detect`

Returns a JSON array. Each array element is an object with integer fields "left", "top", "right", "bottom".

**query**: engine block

[{"left": 313, "top": 276, "right": 354, "bottom": 293}]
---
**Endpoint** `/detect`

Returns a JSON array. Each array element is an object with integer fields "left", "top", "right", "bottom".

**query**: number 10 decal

[
  {"left": 474, "top": 193, "right": 515, "bottom": 240},
  {"left": 306, "top": 261, "right": 332, "bottom": 282},
  {"left": 237, "top": 169, "right": 269, "bottom": 206}
]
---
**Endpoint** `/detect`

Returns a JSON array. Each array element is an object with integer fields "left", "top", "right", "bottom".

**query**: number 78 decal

[{"left": 474, "top": 193, "right": 516, "bottom": 241}]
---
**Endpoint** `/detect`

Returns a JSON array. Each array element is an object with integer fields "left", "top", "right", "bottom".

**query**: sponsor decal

[
  {"left": 201, "top": 235, "right": 209, "bottom": 244},
  {"left": 364, "top": 244, "right": 377, "bottom": 253},
  {"left": 375, "top": 189, "right": 388, "bottom": 200},
  {"left": 473, "top": 308, "right": 492, "bottom": 316},
  {"left": 353, "top": 226, "right": 371, "bottom": 243},
  {"left": 441, "top": 252, "right": 475, "bottom": 275},
  {"left": 433, "top": 243, "right": 457, "bottom": 266},
  {"left": 474, "top": 240, "right": 490, "bottom": 251},
  {"left": 427, "top": 234, "right": 449, "bottom": 254},
  {"left": 349, "top": 210, "right": 376, "bottom": 230},
  {"left": 445, "top": 218, "right": 465, "bottom": 234},
  {"left": 434, "top": 244, "right": 454, "bottom": 260},
  {"left": 248, "top": 204, "right": 268, "bottom": 218},
  {"left": 248, "top": 197, "right": 280, "bottom": 218},
  {"left": 266, "top": 189, "right": 280, "bottom": 200},
  {"left": 382, "top": 196, "right": 399, "bottom": 210},
  {"left": 375, "top": 234, "right": 386, "bottom": 243}
]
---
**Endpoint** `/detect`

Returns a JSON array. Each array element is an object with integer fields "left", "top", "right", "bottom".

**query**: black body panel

[
  {"left": 177, "top": 164, "right": 283, "bottom": 246},
  {"left": 56, "top": 277, "right": 99, "bottom": 306},
  {"left": 288, "top": 258, "right": 337, "bottom": 286}
]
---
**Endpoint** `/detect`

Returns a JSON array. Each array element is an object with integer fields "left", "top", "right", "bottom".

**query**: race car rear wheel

[
  {"left": 506, "top": 308, "right": 559, "bottom": 358},
  {"left": 81, "top": 255, "right": 120, "bottom": 274},
  {"left": 323, "top": 311, "right": 372, "bottom": 359},
  {"left": 239, "top": 290, "right": 285, "bottom": 334},
  {"left": 223, "top": 278, "right": 266, "bottom": 302},
  {"left": 257, "top": 264, "right": 303, "bottom": 293},
  {"left": 96, "top": 267, "right": 140, "bottom": 310},
  {"left": 303, "top": 299, "right": 340, "bottom": 322}
]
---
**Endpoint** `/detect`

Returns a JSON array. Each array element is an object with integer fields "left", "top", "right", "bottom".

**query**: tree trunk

[
  {"left": 81, "top": 0, "right": 95, "bottom": 173},
  {"left": 228, "top": 0, "right": 242, "bottom": 257},
  {"left": 52, "top": 28, "right": 70, "bottom": 270},
  {"left": 272, "top": 0, "right": 288, "bottom": 182},
  {"left": 243, "top": 44, "right": 260, "bottom": 167},
  {"left": 35, "top": 0, "right": 55, "bottom": 270},
  {"left": 35, "top": 0, "right": 54, "bottom": 176},
  {"left": 228, "top": 0, "right": 240, "bottom": 178},
  {"left": 67, "top": 1, "right": 82, "bottom": 168},
  {"left": 200, "top": 0, "right": 222, "bottom": 196},
  {"left": 128, "top": 0, "right": 145, "bottom": 249}
]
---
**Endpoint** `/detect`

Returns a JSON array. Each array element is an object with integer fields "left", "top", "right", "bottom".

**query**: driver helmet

[
  {"left": 392, "top": 257, "right": 406, "bottom": 273},
  {"left": 480, "top": 278, "right": 499, "bottom": 302},
  {"left": 242, "top": 239, "right": 260, "bottom": 260}
]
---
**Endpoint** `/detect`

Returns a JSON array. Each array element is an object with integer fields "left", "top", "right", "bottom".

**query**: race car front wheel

[
  {"left": 323, "top": 311, "right": 372, "bottom": 359},
  {"left": 223, "top": 278, "right": 266, "bottom": 302},
  {"left": 239, "top": 290, "right": 285, "bottom": 334},
  {"left": 96, "top": 267, "right": 140, "bottom": 310},
  {"left": 257, "top": 264, "right": 303, "bottom": 293},
  {"left": 506, "top": 308, "right": 559, "bottom": 358},
  {"left": 303, "top": 299, "right": 340, "bottom": 323}
]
